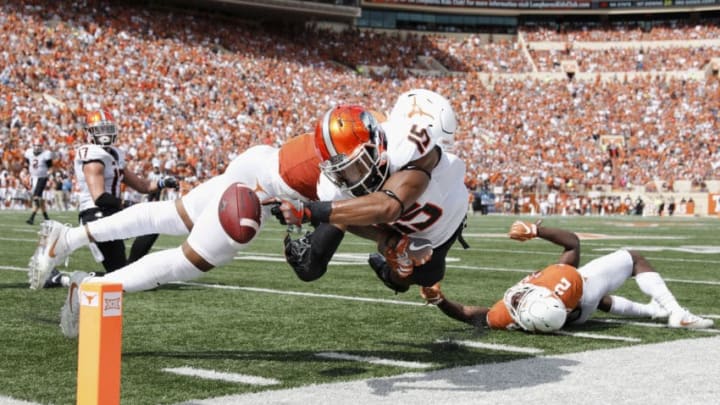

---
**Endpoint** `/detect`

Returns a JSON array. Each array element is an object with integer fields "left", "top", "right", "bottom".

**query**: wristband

[{"left": 307, "top": 201, "right": 332, "bottom": 226}]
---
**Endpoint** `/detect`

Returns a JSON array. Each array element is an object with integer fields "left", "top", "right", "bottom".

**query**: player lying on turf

[{"left": 418, "top": 220, "right": 713, "bottom": 331}]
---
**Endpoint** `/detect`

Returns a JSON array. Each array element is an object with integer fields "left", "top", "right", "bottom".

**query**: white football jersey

[
  {"left": 74, "top": 144, "right": 125, "bottom": 211},
  {"left": 380, "top": 114, "right": 439, "bottom": 173},
  {"left": 318, "top": 151, "right": 467, "bottom": 248},
  {"left": 24, "top": 149, "right": 54, "bottom": 178}
]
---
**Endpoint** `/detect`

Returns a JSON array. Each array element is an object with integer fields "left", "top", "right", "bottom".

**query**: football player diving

[
  {"left": 266, "top": 89, "right": 469, "bottom": 293},
  {"left": 419, "top": 220, "right": 713, "bottom": 332},
  {"left": 28, "top": 90, "right": 465, "bottom": 338}
]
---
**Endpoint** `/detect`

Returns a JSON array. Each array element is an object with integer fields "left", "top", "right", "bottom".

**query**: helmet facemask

[
  {"left": 85, "top": 109, "right": 118, "bottom": 147},
  {"left": 87, "top": 121, "right": 117, "bottom": 147},
  {"left": 320, "top": 143, "right": 388, "bottom": 197}
]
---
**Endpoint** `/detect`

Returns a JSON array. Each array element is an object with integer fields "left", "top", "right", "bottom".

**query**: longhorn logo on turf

[{"left": 81, "top": 291, "right": 98, "bottom": 307}]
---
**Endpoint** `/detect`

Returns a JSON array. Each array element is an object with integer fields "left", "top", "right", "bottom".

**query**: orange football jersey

[
  {"left": 486, "top": 263, "right": 584, "bottom": 330},
  {"left": 278, "top": 133, "right": 321, "bottom": 201}
]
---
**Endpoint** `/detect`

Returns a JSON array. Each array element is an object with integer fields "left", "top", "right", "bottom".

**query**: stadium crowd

[
  {"left": 1, "top": 0, "right": 718, "bottom": 213},
  {"left": 521, "top": 19, "right": 720, "bottom": 42}
]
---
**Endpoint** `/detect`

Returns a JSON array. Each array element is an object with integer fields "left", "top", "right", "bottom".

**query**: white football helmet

[
  {"left": 389, "top": 89, "right": 458, "bottom": 153},
  {"left": 503, "top": 284, "right": 567, "bottom": 332}
]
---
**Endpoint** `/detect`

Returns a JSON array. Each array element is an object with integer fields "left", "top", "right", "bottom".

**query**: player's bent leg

[
  {"left": 574, "top": 249, "right": 634, "bottom": 324},
  {"left": 86, "top": 200, "right": 188, "bottom": 242},
  {"left": 186, "top": 183, "right": 262, "bottom": 267},
  {"left": 94, "top": 245, "right": 207, "bottom": 292},
  {"left": 180, "top": 175, "right": 236, "bottom": 223}
]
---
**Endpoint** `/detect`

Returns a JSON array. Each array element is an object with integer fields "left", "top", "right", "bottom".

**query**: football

[{"left": 218, "top": 182, "right": 262, "bottom": 244}]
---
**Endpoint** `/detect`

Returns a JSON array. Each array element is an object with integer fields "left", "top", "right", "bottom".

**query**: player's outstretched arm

[
  {"left": 509, "top": 220, "right": 580, "bottom": 268},
  {"left": 422, "top": 284, "right": 489, "bottom": 327},
  {"left": 123, "top": 168, "right": 178, "bottom": 194},
  {"left": 266, "top": 150, "right": 439, "bottom": 227}
]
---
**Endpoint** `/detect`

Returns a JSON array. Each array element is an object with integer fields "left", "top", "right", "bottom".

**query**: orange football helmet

[
  {"left": 85, "top": 108, "right": 117, "bottom": 147},
  {"left": 314, "top": 105, "right": 388, "bottom": 197}
]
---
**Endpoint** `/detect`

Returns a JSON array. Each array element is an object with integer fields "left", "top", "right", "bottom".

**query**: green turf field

[{"left": 1, "top": 210, "right": 718, "bottom": 404}]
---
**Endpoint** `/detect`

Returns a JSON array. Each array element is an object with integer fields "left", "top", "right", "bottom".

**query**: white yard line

[
  {"left": 554, "top": 331, "right": 642, "bottom": 342},
  {"left": 592, "top": 318, "right": 720, "bottom": 333},
  {"left": 162, "top": 367, "right": 279, "bottom": 386},
  {"left": 315, "top": 352, "right": 434, "bottom": 369},
  {"left": 435, "top": 339, "right": 544, "bottom": 354},
  {"left": 176, "top": 282, "right": 426, "bottom": 307}
]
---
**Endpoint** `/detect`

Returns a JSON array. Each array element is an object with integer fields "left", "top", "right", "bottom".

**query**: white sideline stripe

[
  {"left": 592, "top": 318, "right": 720, "bottom": 333},
  {"left": 175, "top": 282, "right": 426, "bottom": 306},
  {"left": 0, "top": 265, "right": 29, "bottom": 272},
  {"left": 435, "top": 339, "right": 543, "bottom": 354},
  {"left": 315, "top": 352, "right": 434, "bottom": 369},
  {"left": 554, "top": 331, "right": 642, "bottom": 342},
  {"left": 700, "top": 314, "right": 720, "bottom": 319},
  {"left": 162, "top": 367, "right": 279, "bottom": 386},
  {"left": 0, "top": 237, "right": 38, "bottom": 243},
  {"left": 663, "top": 278, "right": 720, "bottom": 286}
]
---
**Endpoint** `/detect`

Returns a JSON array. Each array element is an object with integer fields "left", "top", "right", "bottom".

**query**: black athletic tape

[
  {"left": 399, "top": 164, "right": 432, "bottom": 179},
  {"left": 381, "top": 189, "right": 406, "bottom": 216},
  {"left": 307, "top": 201, "right": 332, "bottom": 226}
]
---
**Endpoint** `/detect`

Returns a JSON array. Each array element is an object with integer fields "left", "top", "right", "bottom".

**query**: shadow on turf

[{"left": 365, "top": 357, "right": 579, "bottom": 395}]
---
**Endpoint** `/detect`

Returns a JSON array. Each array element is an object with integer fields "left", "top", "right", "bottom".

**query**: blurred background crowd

[{"left": 1, "top": 0, "right": 718, "bottom": 214}]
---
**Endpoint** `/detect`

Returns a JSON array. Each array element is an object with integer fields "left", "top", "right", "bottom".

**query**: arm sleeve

[{"left": 286, "top": 223, "right": 345, "bottom": 282}]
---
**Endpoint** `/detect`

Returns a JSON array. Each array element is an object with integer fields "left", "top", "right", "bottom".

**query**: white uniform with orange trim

[
  {"left": 487, "top": 249, "right": 636, "bottom": 329},
  {"left": 81, "top": 135, "right": 321, "bottom": 266},
  {"left": 487, "top": 264, "right": 584, "bottom": 330},
  {"left": 573, "top": 249, "right": 636, "bottom": 324},
  {"left": 180, "top": 135, "right": 321, "bottom": 265}
]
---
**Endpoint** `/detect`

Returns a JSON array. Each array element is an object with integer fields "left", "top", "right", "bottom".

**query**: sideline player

[
  {"left": 27, "top": 108, "right": 177, "bottom": 288},
  {"left": 24, "top": 138, "right": 55, "bottom": 225},
  {"left": 419, "top": 220, "right": 713, "bottom": 331},
  {"left": 269, "top": 89, "right": 466, "bottom": 293}
]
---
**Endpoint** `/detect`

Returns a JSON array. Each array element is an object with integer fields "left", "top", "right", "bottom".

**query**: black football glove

[{"left": 157, "top": 176, "right": 179, "bottom": 190}]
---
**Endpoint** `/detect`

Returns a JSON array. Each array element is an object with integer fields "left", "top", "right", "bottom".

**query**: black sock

[{"left": 43, "top": 212, "right": 49, "bottom": 220}]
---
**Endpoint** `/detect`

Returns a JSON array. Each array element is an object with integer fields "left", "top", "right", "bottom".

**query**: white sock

[
  {"left": 608, "top": 295, "right": 654, "bottom": 317},
  {"left": 87, "top": 247, "right": 204, "bottom": 292},
  {"left": 65, "top": 226, "right": 90, "bottom": 252},
  {"left": 635, "top": 272, "right": 682, "bottom": 313},
  {"left": 86, "top": 200, "right": 188, "bottom": 243}
]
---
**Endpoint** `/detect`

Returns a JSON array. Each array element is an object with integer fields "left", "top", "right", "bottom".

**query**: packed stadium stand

[{"left": 1, "top": 0, "right": 719, "bottom": 214}]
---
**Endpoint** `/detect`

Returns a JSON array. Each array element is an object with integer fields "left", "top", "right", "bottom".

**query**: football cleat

[
  {"left": 60, "top": 271, "right": 93, "bottom": 338},
  {"left": 42, "top": 268, "right": 66, "bottom": 289},
  {"left": 668, "top": 309, "right": 713, "bottom": 329},
  {"left": 648, "top": 298, "right": 669, "bottom": 320},
  {"left": 28, "top": 220, "right": 71, "bottom": 290}
]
